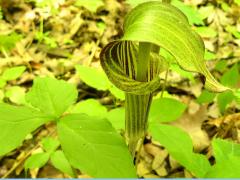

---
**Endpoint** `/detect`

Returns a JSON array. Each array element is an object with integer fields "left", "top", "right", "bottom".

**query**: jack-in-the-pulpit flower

[{"left": 100, "top": 1, "right": 229, "bottom": 155}]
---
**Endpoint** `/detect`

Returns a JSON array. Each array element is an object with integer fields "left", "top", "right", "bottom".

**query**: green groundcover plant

[{"left": 1, "top": 0, "right": 240, "bottom": 178}]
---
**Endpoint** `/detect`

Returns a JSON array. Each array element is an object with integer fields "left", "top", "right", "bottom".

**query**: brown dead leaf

[
  {"left": 155, "top": 162, "right": 168, "bottom": 177},
  {"left": 38, "top": 165, "right": 64, "bottom": 178},
  {"left": 206, "top": 113, "right": 240, "bottom": 140},
  {"left": 184, "top": 169, "right": 194, "bottom": 178},
  {"left": 144, "top": 143, "right": 162, "bottom": 157},
  {"left": 137, "top": 161, "right": 152, "bottom": 177},
  {"left": 170, "top": 103, "right": 210, "bottom": 151},
  {"left": 152, "top": 150, "right": 168, "bottom": 170}
]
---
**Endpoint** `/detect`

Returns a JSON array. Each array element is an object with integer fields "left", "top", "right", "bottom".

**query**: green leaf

[
  {"left": 235, "top": 0, "right": 240, "bottom": 5},
  {"left": 0, "top": 78, "right": 6, "bottom": 88},
  {"left": 197, "top": 90, "right": 216, "bottom": 104},
  {"left": 41, "top": 137, "right": 60, "bottom": 154},
  {"left": 50, "top": 150, "right": 75, "bottom": 177},
  {"left": 75, "top": 0, "right": 104, "bottom": 12},
  {"left": 58, "top": 114, "right": 136, "bottom": 178},
  {"left": 75, "top": 65, "right": 124, "bottom": 99},
  {"left": 43, "top": 35, "right": 58, "bottom": 48},
  {"left": 2, "top": 66, "right": 26, "bottom": 81},
  {"left": 0, "top": 33, "right": 22, "bottom": 51},
  {"left": 198, "top": 5, "right": 214, "bottom": 20},
  {"left": 220, "top": 2, "right": 231, "bottom": 12},
  {"left": 5, "top": 86, "right": 26, "bottom": 105},
  {"left": 195, "top": 27, "right": 217, "bottom": 38},
  {"left": 25, "top": 152, "right": 50, "bottom": 170},
  {"left": 0, "top": 90, "right": 4, "bottom": 101},
  {"left": 204, "top": 50, "right": 216, "bottom": 61},
  {"left": 212, "top": 138, "right": 240, "bottom": 163},
  {"left": 206, "top": 139, "right": 240, "bottom": 179},
  {"left": 26, "top": 77, "right": 78, "bottom": 118},
  {"left": 106, "top": 107, "right": 125, "bottom": 130},
  {"left": 160, "top": 48, "right": 175, "bottom": 64},
  {"left": 0, "top": 7, "right": 3, "bottom": 20},
  {"left": 75, "top": 65, "right": 110, "bottom": 91},
  {"left": 217, "top": 91, "right": 234, "bottom": 113},
  {"left": 0, "top": 103, "right": 52, "bottom": 156},
  {"left": 220, "top": 64, "right": 239, "bottom": 88},
  {"left": 170, "top": 64, "right": 195, "bottom": 81},
  {"left": 70, "top": 99, "right": 107, "bottom": 118},
  {"left": 226, "top": 26, "right": 240, "bottom": 39},
  {"left": 127, "top": 0, "right": 204, "bottom": 25},
  {"left": 233, "top": 89, "right": 240, "bottom": 105},
  {"left": 109, "top": 85, "right": 125, "bottom": 100},
  {"left": 123, "top": 1, "right": 226, "bottom": 92},
  {"left": 126, "top": 0, "right": 150, "bottom": 7},
  {"left": 149, "top": 98, "right": 187, "bottom": 123},
  {"left": 149, "top": 123, "right": 211, "bottom": 177},
  {"left": 215, "top": 60, "right": 227, "bottom": 72},
  {"left": 206, "top": 155, "right": 240, "bottom": 178},
  {"left": 171, "top": 0, "right": 204, "bottom": 25}
]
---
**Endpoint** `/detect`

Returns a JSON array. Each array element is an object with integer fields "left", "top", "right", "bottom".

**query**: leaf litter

[{"left": 0, "top": 0, "right": 240, "bottom": 178}]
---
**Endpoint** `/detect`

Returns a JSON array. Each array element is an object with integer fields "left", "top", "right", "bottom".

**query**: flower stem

[
  {"left": 125, "top": 93, "right": 152, "bottom": 155},
  {"left": 125, "top": 42, "right": 152, "bottom": 156},
  {"left": 136, "top": 42, "right": 152, "bottom": 81}
]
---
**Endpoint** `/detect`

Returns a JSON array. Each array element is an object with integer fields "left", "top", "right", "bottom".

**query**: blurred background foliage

[{"left": 0, "top": 0, "right": 240, "bottom": 178}]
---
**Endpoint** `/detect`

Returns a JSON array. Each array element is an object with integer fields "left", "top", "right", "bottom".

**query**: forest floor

[{"left": 0, "top": 0, "right": 240, "bottom": 178}]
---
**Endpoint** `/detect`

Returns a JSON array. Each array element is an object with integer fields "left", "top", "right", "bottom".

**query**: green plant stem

[
  {"left": 125, "top": 42, "right": 152, "bottom": 156},
  {"left": 1, "top": 47, "right": 9, "bottom": 58},
  {"left": 151, "top": 44, "right": 160, "bottom": 53},
  {"left": 136, "top": 42, "right": 152, "bottom": 81},
  {"left": 125, "top": 93, "right": 152, "bottom": 155}
]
